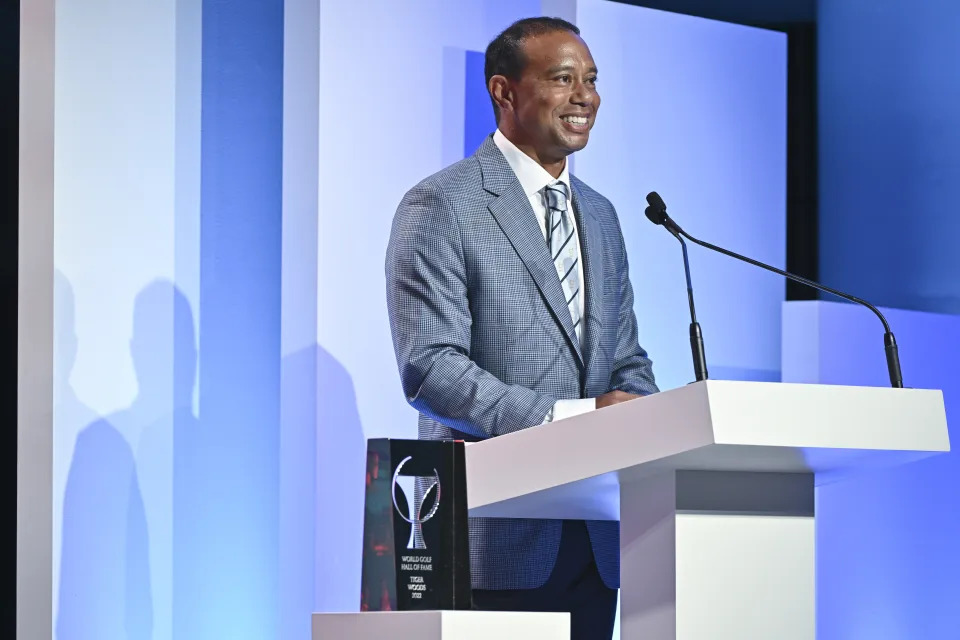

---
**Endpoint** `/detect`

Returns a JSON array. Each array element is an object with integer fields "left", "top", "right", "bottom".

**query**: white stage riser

[{"left": 312, "top": 611, "right": 569, "bottom": 640}]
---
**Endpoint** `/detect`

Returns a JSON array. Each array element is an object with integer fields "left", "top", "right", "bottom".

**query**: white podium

[
  {"left": 465, "top": 380, "right": 949, "bottom": 639},
  {"left": 313, "top": 380, "right": 948, "bottom": 639}
]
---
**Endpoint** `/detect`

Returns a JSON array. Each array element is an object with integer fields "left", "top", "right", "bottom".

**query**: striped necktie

[{"left": 544, "top": 181, "right": 582, "bottom": 344}]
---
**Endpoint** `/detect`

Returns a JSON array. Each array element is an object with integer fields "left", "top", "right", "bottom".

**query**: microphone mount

[{"left": 644, "top": 193, "right": 904, "bottom": 389}]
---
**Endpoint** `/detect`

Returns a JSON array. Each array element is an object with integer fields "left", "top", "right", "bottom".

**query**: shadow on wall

[
  {"left": 56, "top": 271, "right": 368, "bottom": 636},
  {"left": 57, "top": 415, "right": 153, "bottom": 640},
  {"left": 307, "top": 343, "right": 366, "bottom": 613},
  {"left": 279, "top": 339, "right": 368, "bottom": 633},
  {"left": 57, "top": 277, "right": 200, "bottom": 640},
  {"left": 58, "top": 278, "right": 201, "bottom": 639},
  {"left": 125, "top": 281, "right": 199, "bottom": 640},
  {"left": 52, "top": 270, "right": 100, "bottom": 624}
]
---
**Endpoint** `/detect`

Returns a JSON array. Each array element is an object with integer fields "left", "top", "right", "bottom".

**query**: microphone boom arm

[{"left": 666, "top": 218, "right": 904, "bottom": 389}]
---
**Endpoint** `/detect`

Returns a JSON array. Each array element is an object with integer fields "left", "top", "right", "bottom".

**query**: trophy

[{"left": 360, "top": 439, "right": 471, "bottom": 611}]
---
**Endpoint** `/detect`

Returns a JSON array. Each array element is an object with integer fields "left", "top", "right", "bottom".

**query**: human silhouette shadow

[
  {"left": 56, "top": 283, "right": 156, "bottom": 639},
  {"left": 279, "top": 341, "right": 366, "bottom": 640},
  {"left": 313, "top": 344, "right": 366, "bottom": 612},
  {"left": 52, "top": 270, "right": 100, "bottom": 620},
  {"left": 57, "top": 279, "right": 200, "bottom": 640},
  {"left": 112, "top": 281, "right": 199, "bottom": 640},
  {"left": 57, "top": 418, "right": 152, "bottom": 640},
  {"left": 59, "top": 273, "right": 367, "bottom": 638}
]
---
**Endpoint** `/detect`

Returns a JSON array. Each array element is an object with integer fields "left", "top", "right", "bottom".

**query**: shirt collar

[{"left": 493, "top": 129, "right": 571, "bottom": 199}]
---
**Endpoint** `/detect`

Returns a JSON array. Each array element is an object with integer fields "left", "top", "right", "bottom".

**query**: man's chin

[{"left": 560, "top": 135, "right": 590, "bottom": 154}]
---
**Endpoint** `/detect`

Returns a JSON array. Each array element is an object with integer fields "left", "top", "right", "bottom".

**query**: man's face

[{"left": 503, "top": 30, "right": 600, "bottom": 164}]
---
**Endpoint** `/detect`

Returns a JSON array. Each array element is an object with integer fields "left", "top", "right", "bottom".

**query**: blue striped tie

[{"left": 545, "top": 181, "right": 582, "bottom": 344}]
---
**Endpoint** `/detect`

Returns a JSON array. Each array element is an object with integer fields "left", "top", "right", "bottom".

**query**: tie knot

[{"left": 545, "top": 182, "right": 568, "bottom": 212}]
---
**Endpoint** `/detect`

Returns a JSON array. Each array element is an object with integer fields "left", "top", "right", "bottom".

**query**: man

[{"left": 385, "top": 16, "right": 658, "bottom": 640}]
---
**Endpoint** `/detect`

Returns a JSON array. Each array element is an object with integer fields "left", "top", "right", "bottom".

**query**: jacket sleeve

[
  {"left": 607, "top": 208, "right": 660, "bottom": 396},
  {"left": 385, "top": 180, "right": 556, "bottom": 439}
]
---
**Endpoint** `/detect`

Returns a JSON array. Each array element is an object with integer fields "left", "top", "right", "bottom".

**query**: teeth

[{"left": 562, "top": 116, "right": 587, "bottom": 125}]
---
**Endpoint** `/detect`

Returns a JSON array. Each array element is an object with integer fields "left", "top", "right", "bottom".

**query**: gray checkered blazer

[{"left": 385, "top": 135, "right": 659, "bottom": 591}]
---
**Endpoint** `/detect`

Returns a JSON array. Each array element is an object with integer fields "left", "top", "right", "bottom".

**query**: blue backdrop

[{"left": 815, "top": 0, "right": 960, "bottom": 637}]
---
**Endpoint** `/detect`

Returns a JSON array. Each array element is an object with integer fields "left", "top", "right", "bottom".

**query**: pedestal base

[
  {"left": 620, "top": 470, "right": 815, "bottom": 639},
  {"left": 312, "top": 611, "right": 570, "bottom": 639}
]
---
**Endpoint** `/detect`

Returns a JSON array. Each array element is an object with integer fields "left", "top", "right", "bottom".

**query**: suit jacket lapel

[
  {"left": 570, "top": 179, "right": 605, "bottom": 376},
  {"left": 478, "top": 137, "right": 584, "bottom": 367}
]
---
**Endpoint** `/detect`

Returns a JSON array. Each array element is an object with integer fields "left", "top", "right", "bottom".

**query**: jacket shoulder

[
  {"left": 405, "top": 154, "right": 483, "bottom": 202},
  {"left": 571, "top": 174, "right": 617, "bottom": 217}
]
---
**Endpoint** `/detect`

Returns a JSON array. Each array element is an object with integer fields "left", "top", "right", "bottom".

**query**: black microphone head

[
  {"left": 644, "top": 205, "right": 667, "bottom": 226},
  {"left": 646, "top": 191, "right": 667, "bottom": 213}
]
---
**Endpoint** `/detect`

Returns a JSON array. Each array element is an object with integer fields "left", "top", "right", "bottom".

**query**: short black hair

[{"left": 484, "top": 17, "right": 581, "bottom": 122}]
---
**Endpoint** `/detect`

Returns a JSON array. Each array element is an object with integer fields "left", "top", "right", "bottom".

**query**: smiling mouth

[{"left": 560, "top": 115, "right": 589, "bottom": 125}]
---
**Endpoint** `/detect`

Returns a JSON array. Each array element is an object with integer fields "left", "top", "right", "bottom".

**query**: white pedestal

[
  {"left": 620, "top": 470, "right": 815, "bottom": 640},
  {"left": 312, "top": 611, "right": 569, "bottom": 640}
]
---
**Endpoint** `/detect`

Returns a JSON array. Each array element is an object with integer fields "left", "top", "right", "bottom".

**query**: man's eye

[
  {"left": 587, "top": 77, "right": 598, "bottom": 85},
  {"left": 556, "top": 75, "right": 572, "bottom": 83}
]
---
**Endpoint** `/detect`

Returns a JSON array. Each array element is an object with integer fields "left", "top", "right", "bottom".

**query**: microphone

[
  {"left": 644, "top": 191, "right": 904, "bottom": 388},
  {"left": 645, "top": 204, "right": 708, "bottom": 382}
]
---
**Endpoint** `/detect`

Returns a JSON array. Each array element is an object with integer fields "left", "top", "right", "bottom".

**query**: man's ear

[{"left": 489, "top": 75, "right": 514, "bottom": 116}]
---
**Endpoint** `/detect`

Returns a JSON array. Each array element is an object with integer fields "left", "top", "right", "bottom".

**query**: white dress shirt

[{"left": 493, "top": 129, "right": 596, "bottom": 421}]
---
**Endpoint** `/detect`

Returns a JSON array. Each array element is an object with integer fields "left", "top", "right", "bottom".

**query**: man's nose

[{"left": 571, "top": 80, "right": 593, "bottom": 105}]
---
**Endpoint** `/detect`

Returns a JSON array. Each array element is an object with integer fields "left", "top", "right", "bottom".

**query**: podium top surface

[{"left": 465, "top": 380, "right": 949, "bottom": 520}]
